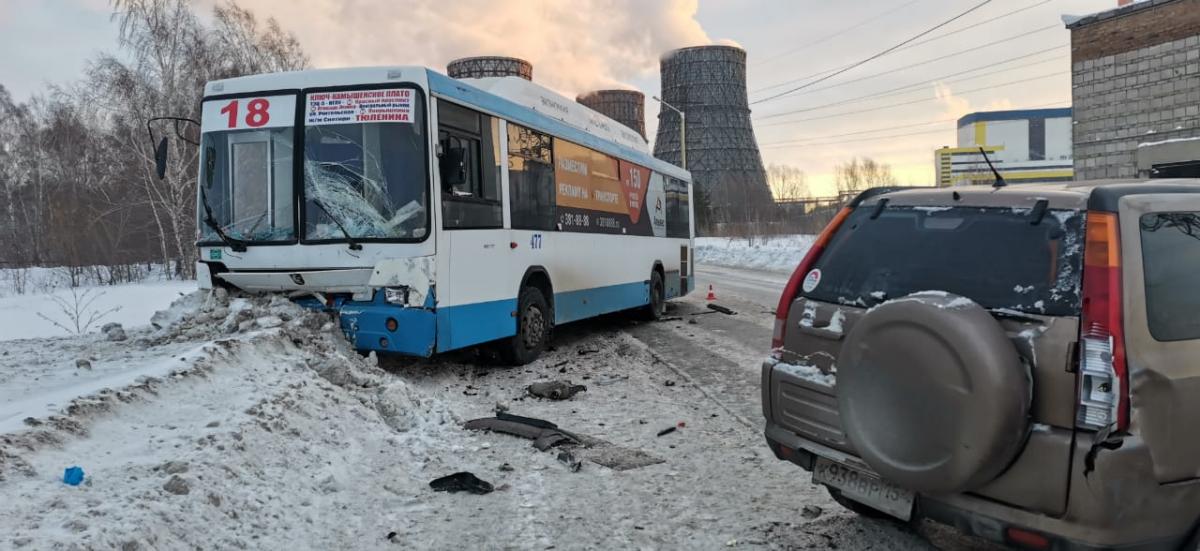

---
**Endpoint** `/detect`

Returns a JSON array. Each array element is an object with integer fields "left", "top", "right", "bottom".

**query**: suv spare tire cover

[{"left": 837, "top": 292, "right": 1030, "bottom": 495}]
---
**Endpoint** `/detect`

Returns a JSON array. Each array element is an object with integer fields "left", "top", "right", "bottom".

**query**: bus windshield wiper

[
  {"left": 310, "top": 197, "right": 363, "bottom": 251},
  {"left": 199, "top": 186, "right": 248, "bottom": 253}
]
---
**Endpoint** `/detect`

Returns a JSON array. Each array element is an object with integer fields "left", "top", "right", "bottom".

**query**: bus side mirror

[
  {"left": 440, "top": 147, "right": 467, "bottom": 190},
  {"left": 154, "top": 137, "right": 169, "bottom": 180}
]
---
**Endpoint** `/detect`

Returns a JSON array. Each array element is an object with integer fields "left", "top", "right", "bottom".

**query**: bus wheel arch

[
  {"left": 519, "top": 266, "right": 554, "bottom": 324},
  {"left": 497, "top": 266, "right": 554, "bottom": 365}
]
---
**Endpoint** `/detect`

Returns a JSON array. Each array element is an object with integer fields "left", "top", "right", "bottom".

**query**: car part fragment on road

[
  {"left": 706, "top": 304, "right": 737, "bottom": 315},
  {"left": 463, "top": 413, "right": 582, "bottom": 451},
  {"left": 62, "top": 466, "right": 84, "bottom": 486},
  {"left": 429, "top": 472, "right": 494, "bottom": 495},
  {"left": 464, "top": 412, "right": 665, "bottom": 471},
  {"left": 557, "top": 451, "right": 582, "bottom": 472},
  {"left": 526, "top": 380, "right": 587, "bottom": 401}
]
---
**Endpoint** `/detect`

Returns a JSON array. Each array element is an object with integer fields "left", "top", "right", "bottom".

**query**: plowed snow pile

[{"left": 0, "top": 290, "right": 941, "bottom": 550}]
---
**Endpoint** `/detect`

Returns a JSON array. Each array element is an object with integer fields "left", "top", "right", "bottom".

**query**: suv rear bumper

[{"left": 765, "top": 423, "right": 1195, "bottom": 551}]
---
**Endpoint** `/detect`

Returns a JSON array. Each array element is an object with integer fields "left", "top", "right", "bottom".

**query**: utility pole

[{"left": 652, "top": 96, "right": 686, "bottom": 171}]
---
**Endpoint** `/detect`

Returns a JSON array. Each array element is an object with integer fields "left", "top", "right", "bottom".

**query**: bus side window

[
  {"left": 508, "top": 123, "right": 556, "bottom": 231},
  {"left": 438, "top": 99, "right": 501, "bottom": 229},
  {"left": 666, "top": 176, "right": 691, "bottom": 238}
]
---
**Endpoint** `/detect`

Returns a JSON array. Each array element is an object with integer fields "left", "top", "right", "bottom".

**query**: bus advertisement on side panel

[{"left": 553, "top": 140, "right": 666, "bottom": 237}]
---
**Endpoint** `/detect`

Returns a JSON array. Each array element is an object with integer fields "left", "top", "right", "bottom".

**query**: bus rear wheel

[
  {"left": 643, "top": 271, "right": 665, "bottom": 321},
  {"left": 500, "top": 286, "right": 550, "bottom": 365}
]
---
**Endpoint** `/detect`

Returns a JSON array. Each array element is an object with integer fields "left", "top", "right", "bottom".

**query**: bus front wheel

[{"left": 500, "top": 286, "right": 550, "bottom": 365}]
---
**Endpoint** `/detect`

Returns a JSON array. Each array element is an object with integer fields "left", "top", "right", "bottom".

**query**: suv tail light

[
  {"left": 772, "top": 207, "right": 853, "bottom": 355},
  {"left": 1076, "top": 211, "right": 1128, "bottom": 431}
]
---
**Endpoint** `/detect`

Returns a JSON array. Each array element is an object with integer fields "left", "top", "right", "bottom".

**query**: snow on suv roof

[{"left": 869, "top": 179, "right": 1200, "bottom": 211}]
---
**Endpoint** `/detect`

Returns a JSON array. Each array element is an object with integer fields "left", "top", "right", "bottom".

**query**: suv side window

[
  {"left": 438, "top": 99, "right": 501, "bottom": 229},
  {"left": 1139, "top": 212, "right": 1200, "bottom": 341}
]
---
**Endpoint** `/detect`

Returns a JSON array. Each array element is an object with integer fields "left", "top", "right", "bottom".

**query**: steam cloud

[{"left": 228, "top": 0, "right": 715, "bottom": 95}]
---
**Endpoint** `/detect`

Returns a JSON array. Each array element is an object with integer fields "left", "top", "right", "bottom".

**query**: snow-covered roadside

[
  {"left": 0, "top": 289, "right": 930, "bottom": 550},
  {"left": 0, "top": 281, "right": 195, "bottom": 341},
  {"left": 694, "top": 235, "right": 815, "bottom": 273}
]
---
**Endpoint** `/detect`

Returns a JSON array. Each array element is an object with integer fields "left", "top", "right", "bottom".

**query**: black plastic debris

[
  {"left": 463, "top": 413, "right": 582, "bottom": 451},
  {"left": 557, "top": 451, "right": 582, "bottom": 472},
  {"left": 706, "top": 304, "right": 737, "bottom": 315},
  {"left": 526, "top": 380, "right": 587, "bottom": 401},
  {"left": 657, "top": 426, "right": 677, "bottom": 437},
  {"left": 429, "top": 472, "right": 494, "bottom": 495},
  {"left": 664, "top": 380, "right": 676, "bottom": 387}
]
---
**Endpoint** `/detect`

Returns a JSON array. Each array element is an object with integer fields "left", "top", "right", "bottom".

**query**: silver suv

[{"left": 762, "top": 181, "right": 1200, "bottom": 550}]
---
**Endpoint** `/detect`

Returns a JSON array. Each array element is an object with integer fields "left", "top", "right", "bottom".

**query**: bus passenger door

[{"left": 435, "top": 103, "right": 514, "bottom": 351}]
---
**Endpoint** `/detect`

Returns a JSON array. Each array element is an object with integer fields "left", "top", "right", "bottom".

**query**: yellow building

[{"left": 935, "top": 108, "right": 1074, "bottom": 187}]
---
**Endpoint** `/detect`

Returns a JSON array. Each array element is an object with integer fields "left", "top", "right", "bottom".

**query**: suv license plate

[{"left": 812, "top": 457, "right": 914, "bottom": 521}]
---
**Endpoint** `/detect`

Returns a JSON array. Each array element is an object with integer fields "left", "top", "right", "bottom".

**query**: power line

[
  {"left": 761, "top": 118, "right": 959, "bottom": 146},
  {"left": 757, "top": 70, "right": 1068, "bottom": 129},
  {"left": 751, "top": 0, "right": 995, "bottom": 106},
  {"left": 751, "top": 0, "right": 1054, "bottom": 96},
  {"left": 762, "top": 127, "right": 955, "bottom": 149},
  {"left": 756, "top": 46, "right": 1067, "bottom": 121},
  {"left": 753, "top": 23, "right": 1062, "bottom": 110},
  {"left": 753, "top": 0, "right": 925, "bottom": 67},
  {"left": 890, "top": 0, "right": 1053, "bottom": 55},
  {"left": 759, "top": 99, "right": 1070, "bottom": 149}
]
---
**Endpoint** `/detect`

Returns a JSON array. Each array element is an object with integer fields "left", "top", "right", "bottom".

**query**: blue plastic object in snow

[{"left": 63, "top": 466, "right": 84, "bottom": 486}]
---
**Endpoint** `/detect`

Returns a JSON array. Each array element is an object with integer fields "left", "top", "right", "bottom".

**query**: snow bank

[
  {"left": 0, "top": 281, "right": 196, "bottom": 341},
  {"left": 694, "top": 234, "right": 816, "bottom": 273}
]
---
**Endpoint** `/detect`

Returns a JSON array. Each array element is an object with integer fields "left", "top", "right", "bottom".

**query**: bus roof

[{"left": 203, "top": 66, "right": 691, "bottom": 182}]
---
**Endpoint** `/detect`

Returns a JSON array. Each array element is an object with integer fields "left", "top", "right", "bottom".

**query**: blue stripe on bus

[
  {"left": 321, "top": 278, "right": 679, "bottom": 356},
  {"left": 436, "top": 297, "right": 518, "bottom": 352},
  {"left": 554, "top": 280, "right": 650, "bottom": 324}
]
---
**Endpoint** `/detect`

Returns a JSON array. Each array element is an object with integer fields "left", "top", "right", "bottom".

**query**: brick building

[{"left": 1067, "top": 0, "right": 1200, "bottom": 179}]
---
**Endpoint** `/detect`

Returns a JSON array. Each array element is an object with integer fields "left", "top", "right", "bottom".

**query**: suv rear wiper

[
  {"left": 310, "top": 197, "right": 363, "bottom": 251},
  {"left": 199, "top": 186, "right": 248, "bottom": 253},
  {"left": 988, "top": 308, "right": 1043, "bottom": 323}
]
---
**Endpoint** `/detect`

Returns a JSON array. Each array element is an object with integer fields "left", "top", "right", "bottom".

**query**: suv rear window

[
  {"left": 1139, "top": 212, "right": 1200, "bottom": 341},
  {"left": 805, "top": 206, "right": 1084, "bottom": 316}
]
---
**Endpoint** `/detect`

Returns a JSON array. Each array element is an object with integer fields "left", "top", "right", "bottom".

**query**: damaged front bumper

[{"left": 297, "top": 287, "right": 437, "bottom": 357}]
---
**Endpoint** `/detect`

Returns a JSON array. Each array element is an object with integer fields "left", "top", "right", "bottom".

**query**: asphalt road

[{"left": 694, "top": 264, "right": 790, "bottom": 312}]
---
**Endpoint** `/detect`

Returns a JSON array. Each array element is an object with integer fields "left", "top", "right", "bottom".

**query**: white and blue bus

[{"left": 190, "top": 66, "right": 694, "bottom": 363}]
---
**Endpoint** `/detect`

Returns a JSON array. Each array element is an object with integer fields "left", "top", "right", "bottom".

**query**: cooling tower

[
  {"left": 654, "top": 45, "right": 773, "bottom": 219},
  {"left": 447, "top": 56, "right": 533, "bottom": 81},
  {"left": 576, "top": 89, "right": 646, "bottom": 140}
]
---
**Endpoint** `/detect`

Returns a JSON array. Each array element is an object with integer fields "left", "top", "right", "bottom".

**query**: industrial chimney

[
  {"left": 576, "top": 89, "right": 646, "bottom": 140},
  {"left": 654, "top": 45, "right": 773, "bottom": 220},
  {"left": 447, "top": 56, "right": 533, "bottom": 81}
]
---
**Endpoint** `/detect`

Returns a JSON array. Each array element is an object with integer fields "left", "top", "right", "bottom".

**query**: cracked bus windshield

[
  {"left": 199, "top": 127, "right": 295, "bottom": 242},
  {"left": 302, "top": 94, "right": 428, "bottom": 241}
]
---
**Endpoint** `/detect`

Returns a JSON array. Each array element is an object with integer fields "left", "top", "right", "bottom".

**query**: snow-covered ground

[
  {"left": 694, "top": 235, "right": 815, "bottom": 274},
  {"left": 0, "top": 281, "right": 196, "bottom": 341},
  {"left": 0, "top": 285, "right": 952, "bottom": 550}
]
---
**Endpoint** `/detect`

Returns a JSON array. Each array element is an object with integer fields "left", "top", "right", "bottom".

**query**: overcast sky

[{"left": 0, "top": 0, "right": 1118, "bottom": 194}]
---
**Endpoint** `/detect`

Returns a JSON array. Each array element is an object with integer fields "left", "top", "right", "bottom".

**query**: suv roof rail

[
  {"left": 1088, "top": 182, "right": 1200, "bottom": 212},
  {"left": 847, "top": 186, "right": 931, "bottom": 208}
]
